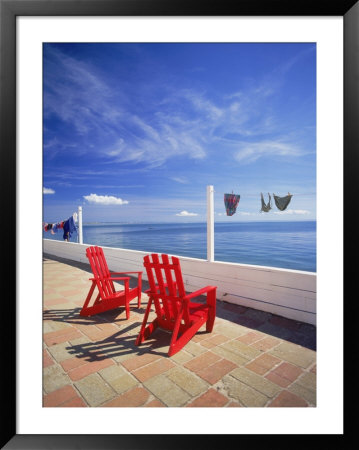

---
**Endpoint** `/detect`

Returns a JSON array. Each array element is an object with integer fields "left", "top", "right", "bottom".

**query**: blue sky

[{"left": 43, "top": 43, "right": 316, "bottom": 223}]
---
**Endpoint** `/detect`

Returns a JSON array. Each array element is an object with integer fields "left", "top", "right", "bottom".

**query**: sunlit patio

[{"left": 43, "top": 254, "right": 316, "bottom": 408}]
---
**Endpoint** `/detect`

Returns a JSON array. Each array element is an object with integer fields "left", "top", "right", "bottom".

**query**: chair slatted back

[
  {"left": 86, "top": 246, "right": 115, "bottom": 299},
  {"left": 144, "top": 254, "right": 187, "bottom": 323}
]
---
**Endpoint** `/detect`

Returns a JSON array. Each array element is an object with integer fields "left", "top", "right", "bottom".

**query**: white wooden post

[
  {"left": 78, "top": 206, "right": 83, "bottom": 244},
  {"left": 207, "top": 185, "right": 214, "bottom": 262}
]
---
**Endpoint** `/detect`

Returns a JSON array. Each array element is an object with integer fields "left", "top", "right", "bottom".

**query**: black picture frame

[{"left": 1, "top": 0, "right": 356, "bottom": 448}]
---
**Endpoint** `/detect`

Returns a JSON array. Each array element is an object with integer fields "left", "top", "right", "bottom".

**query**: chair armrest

[
  {"left": 112, "top": 277, "right": 130, "bottom": 292},
  {"left": 110, "top": 271, "right": 142, "bottom": 275},
  {"left": 184, "top": 286, "right": 217, "bottom": 302},
  {"left": 90, "top": 276, "right": 131, "bottom": 281},
  {"left": 110, "top": 276, "right": 131, "bottom": 281}
]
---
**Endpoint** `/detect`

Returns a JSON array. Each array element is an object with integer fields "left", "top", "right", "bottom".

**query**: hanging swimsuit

[
  {"left": 273, "top": 193, "right": 293, "bottom": 211},
  {"left": 224, "top": 193, "right": 241, "bottom": 216},
  {"left": 260, "top": 193, "right": 272, "bottom": 213}
]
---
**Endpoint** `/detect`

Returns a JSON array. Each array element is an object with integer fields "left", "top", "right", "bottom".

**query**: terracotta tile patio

[{"left": 43, "top": 254, "right": 316, "bottom": 408}]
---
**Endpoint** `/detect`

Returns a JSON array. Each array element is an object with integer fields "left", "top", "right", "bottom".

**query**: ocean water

[{"left": 44, "top": 221, "right": 316, "bottom": 272}]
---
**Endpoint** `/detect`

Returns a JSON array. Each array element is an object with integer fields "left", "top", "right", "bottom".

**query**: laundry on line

[
  {"left": 273, "top": 193, "right": 293, "bottom": 211},
  {"left": 260, "top": 193, "right": 272, "bottom": 213},
  {"left": 224, "top": 193, "right": 241, "bottom": 216},
  {"left": 224, "top": 191, "right": 293, "bottom": 215},
  {"left": 63, "top": 215, "right": 77, "bottom": 241},
  {"left": 43, "top": 221, "right": 65, "bottom": 233},
  {"left": 43, "top": 212, "right": 78, "bottom": 241}
]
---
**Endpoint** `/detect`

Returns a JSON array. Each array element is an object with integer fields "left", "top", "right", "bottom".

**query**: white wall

[{"left": 43, "top": 239, "right": 316, "bottom": 325}]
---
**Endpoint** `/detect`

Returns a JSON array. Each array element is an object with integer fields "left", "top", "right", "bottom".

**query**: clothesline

[
  {"left": 43, "top": 212, "right": 78, "bottom": 241},
  {"left": 219, "top": 192, "right": 315, "bottom": 198}
]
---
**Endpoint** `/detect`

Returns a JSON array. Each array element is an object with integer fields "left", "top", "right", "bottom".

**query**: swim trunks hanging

[
  {"left": 273, "top": 193, "right": 293, "bottom": 211},
  {"left": 260, "top": 193, "right": 272, "bottom": 213},
  {"left": 224, "top": 193, "right": 241, "bottom": 216}
]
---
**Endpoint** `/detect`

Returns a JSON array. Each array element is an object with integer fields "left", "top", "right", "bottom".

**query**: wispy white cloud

[
  {"left": 43, "top": 187, "right": 55, "bottom": 194},
  {"left": 175, "top": 210, "right": 198, "bottom": 217},
  {"left": 183, "top": 90, "right": 224, "bottom": 120},
  {"left": 44, "top": 47, "right": 209, "bottom": 167},
  {"left": 44, "top": 46, "right": 121, "bottom": 138},
  {"left": 170, "top": 176, "right": 189, "bottom": 184},
  {"left": 234, "top": 140, "right": 304, "bottom": 163},
  {"left": 107, "top": 131, "right": 206, "bottom": 168},
  {"left": 277, "top": 45, "right": 316, "bottom": 76},
  {"left": 83, "top": 193, "right": 129, "bottom": 205},
  {"left": 274, "top": 209, "right": 310, "bottom": 215},
  {"left": 44, "top": 44, "right": 314, "bottom": 170}
]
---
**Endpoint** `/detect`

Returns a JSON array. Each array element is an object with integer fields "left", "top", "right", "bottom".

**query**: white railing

[
  {"left": 78, "top": 205, "right": 83, "bottom": 244},
  {"left": 43, "top": 239, "right": 316, "bottom": 325},
  {"left": 207, "top": 185, "right": 214, "bottom": 262}
]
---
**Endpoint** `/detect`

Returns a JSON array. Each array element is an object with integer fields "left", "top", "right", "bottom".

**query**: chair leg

[
  {"left": 125, "top": 300, "right": 130, "bottom": 320},
  {"left": 168, "top": 317, "right": 207, "bottom": 357},
  {"left": 136, "top": 287, "right": 142, "bottom": 308},
  {"left": 80, "top": 282, "right": 96, "bottom": 316},
  {"left": 206, "top": 311, "right": 215, "bottom": 332},
  {"left": 93, "top": 293, "right": 101, "bottom": 305},
  {"left": 168, "top": 307, "right": 184, "bottom": 355},
  {"left": 136, "top": 297, "right": 156, "bottom": 345},
  {"left": 139, "top": 319, "right": 159, "bottom": 344},
  {"left": 137, "top": 275, "right": 142, "bottom": 308},
  {"left": 206, "top": 289, "right": 217, "bottom": 332}
]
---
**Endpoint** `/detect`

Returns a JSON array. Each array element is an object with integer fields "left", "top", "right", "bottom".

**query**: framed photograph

[{"left": 1, "top": 0, "right": 356, "bottom": 447}]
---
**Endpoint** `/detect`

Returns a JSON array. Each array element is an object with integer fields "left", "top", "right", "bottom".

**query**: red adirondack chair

[
  {"left": 80, "top": 246, "right": 142, "bottom": 319},
  {"left": 135, "top": 253, "right": 217, "bottom": 356}
]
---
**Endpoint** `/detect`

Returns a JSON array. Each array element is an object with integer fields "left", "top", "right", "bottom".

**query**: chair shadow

[
  {"left": 66, "top": 325, "right": 171, "bottom": 362},
  {"left": 43, "top": 306, "right": 171, "bottom": 361},
  {"left": 43, "top": 304, "right": 148, "bottom": 327}
]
